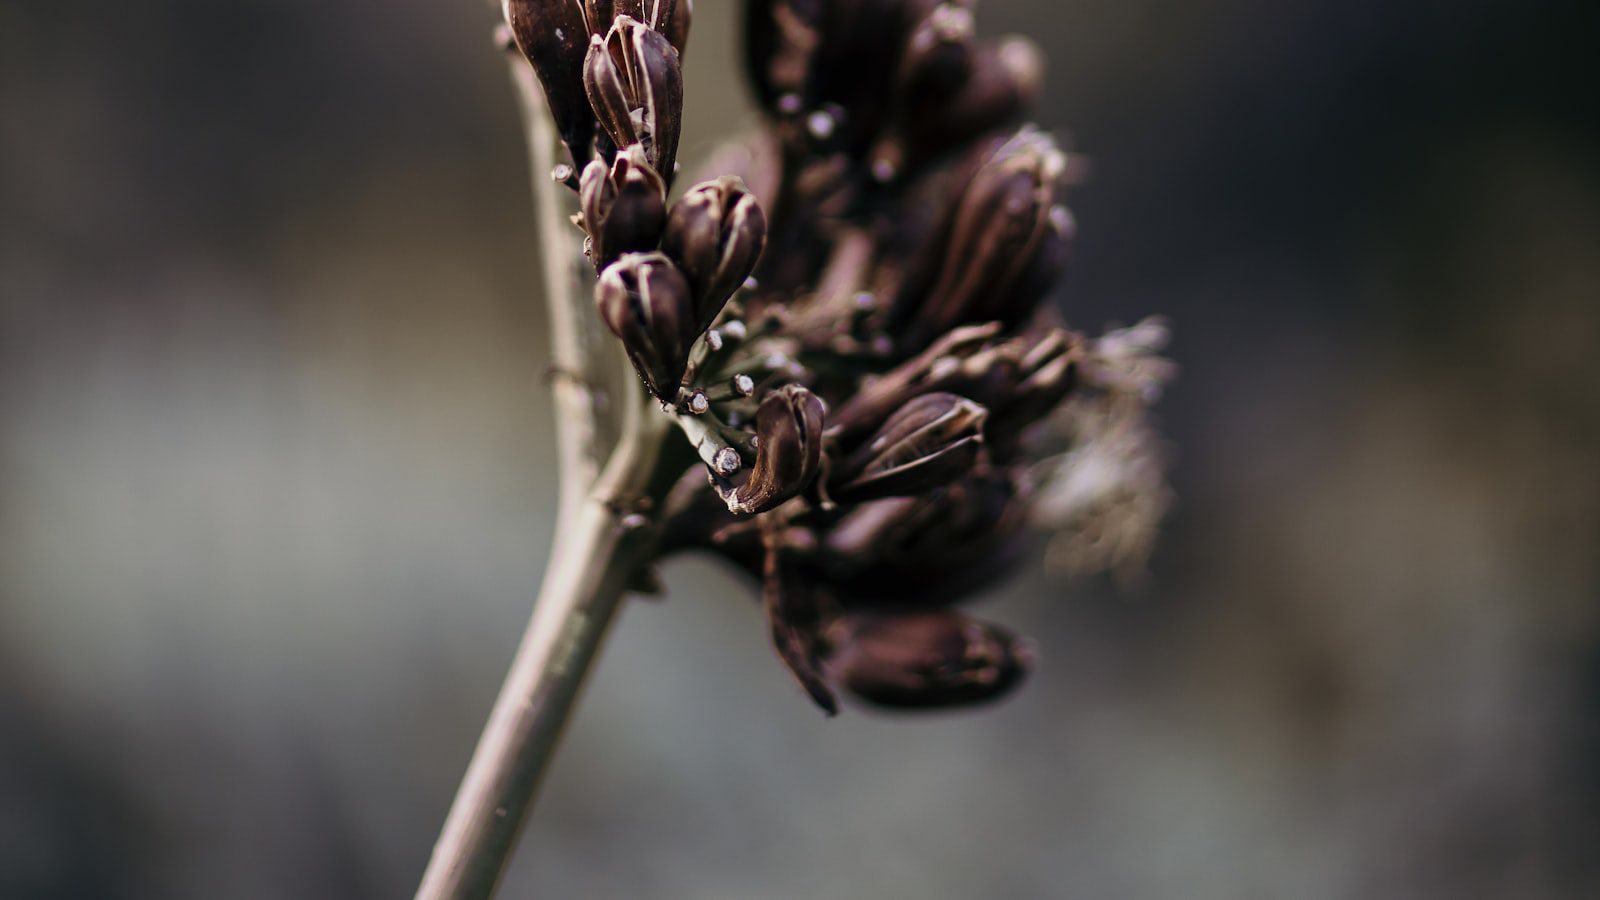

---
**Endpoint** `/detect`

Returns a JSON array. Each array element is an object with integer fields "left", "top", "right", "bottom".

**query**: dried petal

[
  {"left": 579, "top": 144, "right": 668, "bottom": 269},
  {"left": 595, "top": 252, "right": 696, "bottom": 402},
  {"left": 583, "top": 16, "right": 684, "bottom": 182},
  {"left": 827, "top": 610, "right": 1032, "bottom": 708},
  {"left": 661, "top": 176, "right": 768, "bottom": 331},
  {"left": 830, "top": 392, "right": 987, "bottom": 502},
  {"left": 725, "top": 385, "right": 824, "bottom": 515}
]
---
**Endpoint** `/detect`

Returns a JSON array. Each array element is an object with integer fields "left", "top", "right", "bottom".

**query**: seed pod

[
  {"left": 725, "top": 385, "right": 825, "bottom": 515},
  {"left": 579, "top": 144, "right": 668, "bottom": 269},
  {"left": 661, "top": 176, "right": 768, "bottom": 332},
  {"left": 898, "top": 128, "right": 1065, "bottom": 341},
  {"left": 827, "top": 610, "right": 1032, "bottom": 708},
  {"left": 504, "top": 0, "right": 597, "bottom": 161},
  {"left": 596, "top": 252, "right": 696, "bottom": 402},
  {"left": 584, "top": 16, "right": 684, "bottom": 183},
  {"left": 830, "top": 392, "right": 987, "bottom": 502}
]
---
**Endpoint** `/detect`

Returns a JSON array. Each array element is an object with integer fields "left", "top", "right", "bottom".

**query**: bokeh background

[{"left": 3, "top": 1, "right": 1598, "bottom": 897}]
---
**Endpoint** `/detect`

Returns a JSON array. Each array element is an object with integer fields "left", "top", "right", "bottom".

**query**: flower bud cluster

[{"left": 504, "top": 0, "right": 1170, "bottom": 714}]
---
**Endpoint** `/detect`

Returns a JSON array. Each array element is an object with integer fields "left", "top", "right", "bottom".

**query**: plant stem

[
  {"left": 416, "top": 407, "right": 668, "bottom": 900},
  {"left": 416, "top": 39, "right": 665, "bottom": 900}
]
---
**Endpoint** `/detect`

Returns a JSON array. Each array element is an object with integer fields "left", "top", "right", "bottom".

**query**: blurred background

[{"left": 3, "top": 1, "right": 1597, "bottom": 897}]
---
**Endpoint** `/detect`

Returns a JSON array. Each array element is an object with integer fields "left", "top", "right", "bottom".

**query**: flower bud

[
  {"left": 596, "top": 252, "right": 696, "bottom": 402},
  {"left": 896, "top": 128, "right": 1065, "bottom": 341},
  {"left": 724, "top": 385, "right": 825, "bottom": 515},
  {"left": 827, "top": 610, "right": 1032, "bottom": 708},
  {"left": 826, "top": 322, "right": 1000, "bottom": 445},
  {"left": 579, "top": 143, "right": 667, "bottom": 269},
  {"left": 743, "top": 0, "right": 824, "bottom": 115},
  {"left": 985, "top": 327, "right": 1080, "bottom": 454},
  {"left": 824, "top": 474, "right": 1027, "bottom": 607},
  {"left": 583, "top": 1, "right": 690, "bottom": 52},
  {"left": 830, "top": 392, "right": 987, "bottom": 502},
  {"left": 584, "top": 16, "right": 684, "bottom": 182},
  {"left": 898, "top": 36, "right": 1043, "bottom": 170},
  {"left": 504, "top": 0, "right": 597, "bottom": 160},
  {"left": 661, "top": 176, "right": 768, "bottom": 332}
]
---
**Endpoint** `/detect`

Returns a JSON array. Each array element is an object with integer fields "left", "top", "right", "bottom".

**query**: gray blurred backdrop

[{"left": 3, "top": 1, "right": 1598, "bottom": 897}]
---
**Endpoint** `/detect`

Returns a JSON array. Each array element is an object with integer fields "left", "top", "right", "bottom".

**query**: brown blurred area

[{"left": 3, "top": 1, "right": 1598, "bottom": 897}]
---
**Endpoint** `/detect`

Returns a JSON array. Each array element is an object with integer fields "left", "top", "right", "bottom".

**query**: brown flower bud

[
  {"left": 661, "top": 176, "right": 768, "bottom": 332},
  {"left": 985, "top": 327, "right": 1080, "bottom": 454},
  {"left": 595, "top": 252, "right": 696, "bottom": 402},
  {"left": 826, "top": 322, "right": 1001, "bottom": 445},
  {"left": 824, "top": 475, "right": 1028, "bottom": 607},
  {"left": 584, "top": 16, "right": 684, "bottom": 182},
  {"left": 891, "top": 35, "right": 1042, "bottom": 172},
  {"left": 582, "top": 1, "right": 691, "bottom": 53},
  {"left": 742, "top": 0, "right": 824, "bottom": 114},
  {"left": 579, "top": 144, "right": 667, "bottom": 269},
  {"left": 504, "top": 0, "right": 597, "bottom": 161},
  {"left": 895, "top": 128, "right": 1065, "bottom": 341},
  {"left": 830, "top": 392, "right": 987, "bottom": 502},
  {"left": 826, "top": 610, "right": 1032, "bottom": 708},
  {"left": 725, "top": 385, "right": 824, "bottom": 515}
]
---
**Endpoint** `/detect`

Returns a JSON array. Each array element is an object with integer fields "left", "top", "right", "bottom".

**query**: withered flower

[
  {"left": 596, "top": 252, "right": 696, "bottom": 402},
  {"left": 830, "top": 392, "right": 987, "bottom": 502},
  {"left": 723, "top": 385, "right": 824, "bottom": 515},
  {"left": 584, "top": 16, "right": 684, "bottom": 180},
  {"left": 492, "top": 0, "right": 1171, "bottom": 720},
  {"left": 579, "top": 143, "right": 668, "bottom": 269},
  {"left": 661, "top": 176, "right": 768, "bottom": 331},
  {"left": 825, "top": 610, "right": 1032, "bottom": 708}
]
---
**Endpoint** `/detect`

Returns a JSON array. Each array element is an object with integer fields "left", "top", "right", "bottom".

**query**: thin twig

[{"left": 416, "top": 408, "right": 668, "bottom": 900}]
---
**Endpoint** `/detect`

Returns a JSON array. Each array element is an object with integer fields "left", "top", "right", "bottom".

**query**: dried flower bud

[
  {"left": 596, "top": 252, "right": 696, "bottom": 401},
  {"left": 504, "top": 0, "right": 597, "bottom": 160},
  {"left": 661, "top": 176, "right": 768, "bottom": 332},
  {"left": 824, "top": 473, "right": 1028, "bottom": 606},
  {"left": 826, "top": 610, "right": 1032, "bottom": 708},
  {"left": 584, "top": 16, "right": 684, "bottom": 182},
  {"left": 896, "top": 128, "right": 1065, "bottom": 341},
  {"left": 896, "top": 36, "right": 1042, "bottom": 170},
  {"left": 724, "top": 385, "right": 824, "bottom": 515},
  {"left": 743, "top": 0, "right": 825, "bottom": 115},
  {"left": 986, "top": 328, "right": 1080, "bottom": 453},
  {"left": 579, "top": 144, "right": 668, "bottom": 269},
  {"left": 827, "top": 322, "right": 1001, "bottom": 444},
  {"left": 830, "top": 392, "right": 987, "bottom": 502},
  {"left": 584, "top": 1, "right": 690, "bottom": 52}
]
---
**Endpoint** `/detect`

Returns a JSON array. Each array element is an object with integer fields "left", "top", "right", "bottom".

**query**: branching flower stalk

[{"left": 420, "top": 1, "right": 1174, "bottom": 897}]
